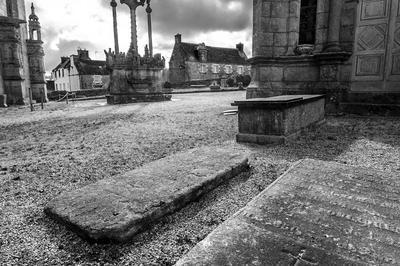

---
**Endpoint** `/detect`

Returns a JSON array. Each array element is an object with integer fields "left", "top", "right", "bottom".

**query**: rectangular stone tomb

[
  {"left": 176, "top": 159, "right": 400, "bottom": 265},
  {"left": 232, "top": 95, "right": 325, "bottom": 144},
  {"left": 45, "top": 146, "right": 249, "bottom": 242}
]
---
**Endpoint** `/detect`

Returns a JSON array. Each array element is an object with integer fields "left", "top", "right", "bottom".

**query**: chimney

[
  {"left": 236, "top": 43, "right": 244, "bottom": 52},
  {"left": 77, "top": 49, "right": 90, "bottom": 60},
  {"left": 197, "top": 43, "right": 208, "bottom": 63},
  {"left": 61, "top": 57, "right": 69, "bottom": 64},
  {"left": 175, "top": 33, "right": 182, "bottom": 44}
]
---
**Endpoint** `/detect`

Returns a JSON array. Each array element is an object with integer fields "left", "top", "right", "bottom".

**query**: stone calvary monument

[{"left": 105, "top": 0, "right": 171, "bottom": 104}]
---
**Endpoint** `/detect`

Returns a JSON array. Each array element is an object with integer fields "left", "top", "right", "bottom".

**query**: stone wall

[
  {"left": 252, "top": 0, "right": 300, "bottom": 57},
  {"left": 80, "top": 75, "right": 110, "bottom": 91},
  {"left": 168, "top": 45, "right": 186, "bottom": 85},
  {"left": 18, "top": 0, "right": 30, "bottom": 104},
  {"left": 248, "top": 0, "right": 355, "bottom": 110}
]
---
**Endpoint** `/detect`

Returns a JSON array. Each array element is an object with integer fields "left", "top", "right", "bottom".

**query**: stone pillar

[
  {"left": 120, "top": 0, "right": 145, "bottom": 55},
  {"left": 0, "top": 63, "right": 6, "bottom": 107},
  {"left": 324, "top": 0, "right": 343, "bottom": 52},
  {"left": 287, "top": 0, "right": 301, "bottom": 55},
  {"left": 111, "top": 0, "right": 119, "bottom": 54},
  {"left": 146, "top": 0, "right": 153, "bottom": 57}
]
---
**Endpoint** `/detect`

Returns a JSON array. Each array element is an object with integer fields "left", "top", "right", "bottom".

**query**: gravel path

[{"left": 0, "top": 91, "right": 399, "bottom": 265}]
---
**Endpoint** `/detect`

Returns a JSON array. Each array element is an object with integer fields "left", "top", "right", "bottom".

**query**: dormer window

[
  {"left": 212, "top": 64, "right": 219, "bottom": 74},
  {"left": 200, "top": 64, "right": 208, "bottom": 74},
  {"left": 237, "top": 66, "right": 244, "bottom": 75},
  {"left": 224, "top": 65, "right": 233, "bottom": 74},
  {"left": 299, "top": 0, "right": 317, "bottom": 45}
]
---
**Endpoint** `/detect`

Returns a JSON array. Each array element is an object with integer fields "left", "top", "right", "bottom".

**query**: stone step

[
  {"left": 341, "top": 102, "right": 400, "bottom": 116},
  {"left": 176, "top": 159, "right": 400, "bottom": 265},
  {"left": 45, "top": 146, "right": 249, "bottom": 243}
]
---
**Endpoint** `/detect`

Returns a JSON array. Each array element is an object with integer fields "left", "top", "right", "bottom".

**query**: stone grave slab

[
  {"left": 45, "top": 146, "right": 249, "bottom": 242},
  {"left": 176, "top": 159, "right": 400, "bottom": 265},
  {"left": 232, "top": 95, "right": 325, "bottom": 144}
]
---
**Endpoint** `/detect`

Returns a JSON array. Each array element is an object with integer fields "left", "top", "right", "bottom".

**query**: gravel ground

[{"left": 0, "top": 91, "right": 399, "bottom": 265}]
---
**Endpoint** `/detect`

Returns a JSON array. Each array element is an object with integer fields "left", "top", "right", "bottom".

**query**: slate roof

[
  {"left": 52, "top": 59, "right": 70, "bottom": 73},
  {"left": 52, "top": 56, "right": 107, "bottom": 75},
  {"left": 178, "top": 42, "right": 248, "bottom": 65},
  {"left": 73, "top": 57, "right": 108, "bottom": 75}
]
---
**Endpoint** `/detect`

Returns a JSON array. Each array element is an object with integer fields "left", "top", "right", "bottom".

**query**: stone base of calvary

[{"left": 105, "top": 0, "right": 171, "bottom": 104}]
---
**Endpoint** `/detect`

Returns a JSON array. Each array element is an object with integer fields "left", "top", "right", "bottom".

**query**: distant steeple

[
  {"left": 29, "top": 3, "right": 39, "bottom": 21},
  {"left": 29, "top": 3, "right": 42, "bottom": 41}
]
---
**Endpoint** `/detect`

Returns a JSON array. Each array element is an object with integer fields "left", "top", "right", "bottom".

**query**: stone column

[
  {"left": 111, "top": 0, "right": 120, "bottom": 54},
  {"left": 120, "top": 0, "right": 145, "bottom": 54},
  {"left": 146, "top": 0, "right": 153, "bottom": 57},
  {"left": 325, "top": 0, "right": 343, "bottom": 52}
]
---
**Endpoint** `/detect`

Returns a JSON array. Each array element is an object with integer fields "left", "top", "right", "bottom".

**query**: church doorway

[{"left": 352, "top": 0, "right": 400, "bottom": 93}]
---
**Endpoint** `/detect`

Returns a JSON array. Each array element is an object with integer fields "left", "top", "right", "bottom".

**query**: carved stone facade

[
  {"left": 0, "top": 0, "right": 46, "bottom": 107},
  {"left": 106, "top": 0, "right": 171, "bottom": 104},
  {"left": 250, "top": 0, "right": 400, "bottom": 111}
]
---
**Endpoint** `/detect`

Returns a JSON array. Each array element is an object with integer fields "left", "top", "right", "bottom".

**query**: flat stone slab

[
  {"left": 176, "top": 159, "right": 400, "bottom": 265},
  {"left": 45, "top": 146, "right": 249, "bottom": 242}
]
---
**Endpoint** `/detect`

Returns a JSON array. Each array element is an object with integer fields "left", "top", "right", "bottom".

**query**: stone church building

[
  {"left": 250, "top": 0, "right": 400, "bottom": 111},
  {"left": 169, "top": 34, "right": 251, "bottom": 87},
  {"left": 0, "top": 0, "right": 46, "bottom": 107}
]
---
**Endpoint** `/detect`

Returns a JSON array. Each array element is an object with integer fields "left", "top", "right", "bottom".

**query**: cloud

[
  {"left": 43, "top": 39, "right": 98, "bottom": 72},
  {"left": 29, "top": 0, "right": 252, "bottom": 72}
]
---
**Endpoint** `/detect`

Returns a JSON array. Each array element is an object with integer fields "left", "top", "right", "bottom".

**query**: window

[
  {"left": 62, "top": 69, "right": 65, "bottom": 77},
  {"left": 56, "top": 84, "right": 58, "bottom": 90},
  {"left": 211, "top": 64, "right": 219, "bottom": 74},
  {"left": 199, "top": 64, "right": 208, "bottom": 74},
  {"left": 224, "top": 65, "right": 233, "bottom": 74},
  {"left": 237, "top": 66, "right": 244, "bottom": 75},
  {"left": 299, "top": 0, "right": 317, "bottom": 45},
  {"left": 63, "top": 83, "right": 66, "bottom": 90},
  {"left": 6, "top": 0, "right": 13, "bottom": 17}
]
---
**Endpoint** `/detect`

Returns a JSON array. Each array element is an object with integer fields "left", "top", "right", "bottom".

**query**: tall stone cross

[{"left": 120, "top": 0, "right": 145, "bottom": 55}]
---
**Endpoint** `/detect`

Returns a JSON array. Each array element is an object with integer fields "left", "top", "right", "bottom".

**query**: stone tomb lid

[
  {"left": 45, "top": 146, "right": 249, "bottom": 243},
  {"left": 176, "top": 159, "right": 400, "bottom": 265},
  {"left": 232, "top": 95, "right": 324, "bottom": 108}
]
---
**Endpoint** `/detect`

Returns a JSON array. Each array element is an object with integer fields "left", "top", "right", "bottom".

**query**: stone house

[
  {"left": 168, "top": 34, "right": 251, "bottom": 87},
  {"left": 0, "top": 0, "right": 47, "bottom": 107},
  {"left": 250, "top": 0, "right": 400, "bottom": 112},
  {"left": 52, "top": 49, "right": 109, "bottom": 92}
]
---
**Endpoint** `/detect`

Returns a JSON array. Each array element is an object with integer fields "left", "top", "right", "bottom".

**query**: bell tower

[
  {"left": 26, "top": 3, "right": 47, "bottom": 102},
  {"left": 28, "top": 3, "right": 41, "bottom": 41}
]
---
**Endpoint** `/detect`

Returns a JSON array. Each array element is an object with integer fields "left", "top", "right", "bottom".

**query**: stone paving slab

[
  {"left": 176, "top": 159, "right": 400, "bottom": 265},
  {"left": 45, "top": 146, "right": 249, "bottom": 242}
]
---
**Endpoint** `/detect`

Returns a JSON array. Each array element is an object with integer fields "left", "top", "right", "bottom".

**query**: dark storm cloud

[
  {"left": 43, "top": 34, "right": 97, "bottom": 71},
  {"left": 41, "top": 0, "right": 252, "bottom": 72},
  {"left": 101, "top": 0, "right": 252, "bottom": 39}
]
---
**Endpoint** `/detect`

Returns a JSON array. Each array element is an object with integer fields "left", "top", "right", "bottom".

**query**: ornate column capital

[
  {"left": 120, "top": 0, "right": 145, "bottom": 10},
  {"left": 110, "top": 0, "right": 117, "bottom": 8},
  {"left": 146, "top": 0, "right": 152, "bottom": 13}
]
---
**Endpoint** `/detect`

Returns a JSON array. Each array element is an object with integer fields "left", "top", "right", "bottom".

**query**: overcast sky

[{"left": 28, "top": 0, "right": 252, "bottom": 73}]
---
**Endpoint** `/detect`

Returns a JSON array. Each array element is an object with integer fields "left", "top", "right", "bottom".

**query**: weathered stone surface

[
  {"left": 176, "top": 159, "right": 400, "bottom": 265},
  {"left": 45, "top": 146, "right": 249, "bottom": 242},
  {"left": 233, "top": 95, "right": 325, "bottom": 144}
]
